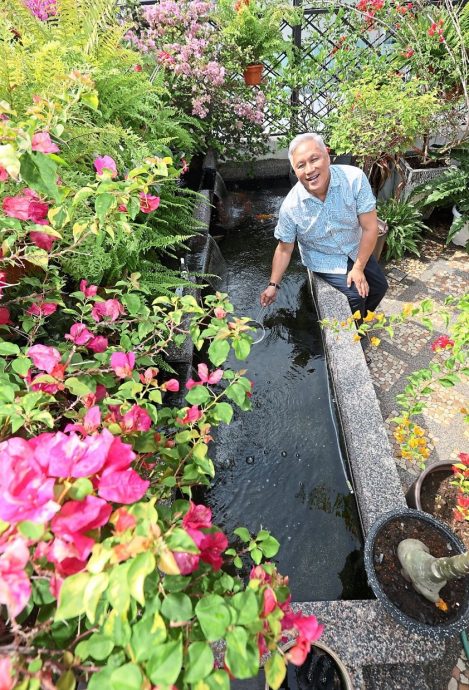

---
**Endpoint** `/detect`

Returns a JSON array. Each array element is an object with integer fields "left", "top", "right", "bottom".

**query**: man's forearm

[
  {"left": 270, "top": 243, "right": 293, "bottom": 284},
  {"left": 354, "top": 230, "right": 378, "bottom": 270}
]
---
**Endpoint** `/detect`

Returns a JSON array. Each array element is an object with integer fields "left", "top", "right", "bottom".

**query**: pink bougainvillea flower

[
  {"left": 186, "top": 363, "right": 223, "bottom": 389},
  {"left": 2, "top": 195, "right": 31, "bottom": 220},
  {"left": 0, "top": 655, "right": 14, "bottom": 690},
  {"left": 65, "top": 322, "right": 93, "bottom": 345},
  {"left": 31, "top": 131, "right": 60, "bottom": 154},
  {"left": 51, "top": 494, "right": 112, "bottom": 564},
  {"left": 162, "top": 378, "right": 179, "bottom": 392},
  {"left": 173, "top": 551, "right": 200, "bottom": 575},
  {"left": 139, "top": 192, "right": 160, "bottom": 213},
  {"left": 0, "top": 538, "right": 32, "bottom": 619},
  {"left": 118, "top": 204, "right": 128, "bottom": 213},
  {"left": 98, "top": 466, "right": 149, "bottom": 504},
  {"left": 139, "top": 367, "right": 158, "bottom": 385},
  {"left": 82, "top": 384, "right": 107, "bottom": 409},
  {"left": 64, "top": 406, "right": 101, "bottom": 436},
  {"left": 263, "top": 587, "right": 277, "bottom": 616},
  {"left": 27, "top": 344, "right": 61, "bottom": 373},
  {"left": 49, "top": 573, "right": 63, "bottom": 600},
  {"left": 0, "top": 307, "right": 11, "bottom": 325},
  {"left": 282, "top": 611, "right": 323, "bottom": 665},
  {"left": 0, "top": 436, "right": 59, "bottom": 525},
  {"left": 179, "top": 405, "right": 202, "bottom": 425},
  {"left": 91, "top": 298, "right": 125, "bottom": 322},
  {"left": 214, "top": 307, "right": 226, "bottom": 319},
  {"left": 133, "top": 64, "right": 143, "bottom": 72},
  {"left": 183, "top": 502, "right": 212, "bottom": 532},
  {"left": 121, "top": 404, "right": 152, "bottom": 433},
  {"left": 94, "top": 156, "right": 117, "bottom": 178},
  {"left": 79, "top": 279, "right": 98, "bottom": 297},
  {"left": 87, "top": 335, "right": 108, "bottom": 353},
  {"left": 431, "top": 335, "right": 455, "bottom": 352},
  {"left": 110, "top": 351, "right": 135, "bottom": 378},
  {"left": 0, "top": 166, "right": 9, "bottom": 182},
  {"left": 198, "top": 531, "right": 228, "bottom": 571},
  {"left": 27, "top": 302, "right": 57, "bottom": 317},
  {"left": 29, "top": 230, "right": 55, "bottom": 251}
]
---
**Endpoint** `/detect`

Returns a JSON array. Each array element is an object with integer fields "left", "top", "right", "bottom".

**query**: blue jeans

[{"left": 316, "top": 255, "right": 388, "bottom": 317}]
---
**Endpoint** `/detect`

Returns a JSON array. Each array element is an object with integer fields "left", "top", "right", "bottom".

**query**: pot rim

[
  {"left": 364, "top": 507, "right": 469, "bottom": 638},
  {"left": 276, "top": 639, "right": 353, "bottom": 690},
  {"left": 413, "top": 460, "right": 454, "bottom": 497}
]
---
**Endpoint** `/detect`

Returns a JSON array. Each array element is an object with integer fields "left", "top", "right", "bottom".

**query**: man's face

[{"left": 291, "top": 139, "right": 331, "bottom": 199}]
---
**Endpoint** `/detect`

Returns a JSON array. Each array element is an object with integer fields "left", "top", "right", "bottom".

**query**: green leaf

[
  {"left": 161, "top": 592, "right": 193, "bottom": 623},
  {"left": 130, "top": 612, "right": 167, "bottom": 663},
  {"left": 225, "top": 627, "right": 259, "bottom": 679},
  {"left": 250, "top": 547, "right": 262, "bottom": 564},
  {"left": 64, "top": 377, "right": 93, "bottom": 397},
  {"left": 233, "top": 337, "right": 251, "bottom": 360},
  {"left": 259, "top": 535, "right": 280, "bottom": 558},
  {"left": 231, "top": 590, "right": 259, "bottom": 625},
  {"left": 56, "top": 670, "right": 76, "bottom": 690},
  {"left": 18, "top": 521, "right": 44, "bottom": 540},
  {"left": 88, "top": 669, "right": 113, "bottom": 690},
  {"left": 186, "top": 385, "right": 211, "bottom": 405},
  {"left": 69, "top": 478, "right": 94, "bottom": 501},
  {"left": 195, "top": 595, "right": 231, "bottom": 641},
  {"left": 20, "top": 152, "right": 60, "bottom": 202},
  {"left": 110, "top": 663, "right": 143, "bottom": 690},
  {"left": 166, "top": 528, "right": 199, "bottom": 553},
  {"left": 84, "top": 572, "right": 109, "bottom": 624},
  {"left": 185, "top": 641, "right": 214, "bottom": 683},
  {"left": 128, "top": 552, "right": 155, "bottom": 605},
  {"left": 265, "top": 651, "right": 286, "bottom": 690},
  {"left": 233, "top": 527, "right": 250, "bottom": 543},
  {"left": 95, "top": 193, "right": 116, "bottom": 224},
  {"left": 32, "top": 577, "right": 55, "bottom": 605},
  {"left": 122, "top": 293, "right": 142, "bottom": 316},
  {"left": 107, "top": 562, "right": 131, "bottom": 614},
  {"left": 55, "top": 572, "right": 91, "bottom": 620},
  {"left": 87, "top": 633, "right": 114, "bottom": 661},
  {"left": 225, "top": 383, "right": 248, "bottom": 407},
  {"left": 0, "top": 342, "right": 20, "bottom": 356},
  {"left": 212, "top": 402, "right": 233, "bottom": 424},
  {"left": 208, "top": 340, "right": 230, "bottom": 367},
  {"left": 146, "top": 639, "right": 183, "bottom": 685},
  {"left": 205, "top": 670, "right": 230, "bottom": 690}
]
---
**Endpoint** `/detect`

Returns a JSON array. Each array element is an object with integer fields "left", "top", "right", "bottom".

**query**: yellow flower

[
  {"left": 370, "top": 337, "right": 381, "bottom": 347},
  {"left": 413, "top": 425, "right": 424, "bottom": 436},
  {"left": 353, "top": 334, "right": 361, "bottom": 342},
  {"left": 417, "top": 438, "right": 427, "bottom": 447},
  {"left": 363, "top": 311, "right": 375, "bottom": 322},
  {"left": 401, "top": 450, "right": 412, "bottom": 459},
  {"left": 402, "top": 303, "right": 413, "bottom": 317},
  {"left": 352, "top": 310, "right": 362, "bottom": 320},
  {"left": 376, "top": 312, "right": 385, "bottom": 321},
  {"left": 421, "top": 448, "right": 431, "bottom": 458},
  {"left": 409, "top": 438, "right": 419, "bottom": 448}
]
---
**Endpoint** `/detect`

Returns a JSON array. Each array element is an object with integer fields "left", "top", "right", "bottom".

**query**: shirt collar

[{"left": 296, "top": 165, "right": 340, "bottom": 203}]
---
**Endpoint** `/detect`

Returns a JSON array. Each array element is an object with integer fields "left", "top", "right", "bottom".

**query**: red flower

[
  {"left": 431, "top": 335, "right": 454, "bottom": 352},
  {"left": 139, "top": 193, "right": 160, "bottom": 214},
  {"left": 29, "top": 230, "right": 56, "bottom": 251},
  {"left": 27, "top": 302, "right": 57, "bottom": 317},
  {"left": 0, "top": 307, "right": 11, "bottom": 325}
]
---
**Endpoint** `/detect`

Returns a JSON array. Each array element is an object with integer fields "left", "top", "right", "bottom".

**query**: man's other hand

[
  {"left": 347, "top": 266, "right": 369, "bottom": 298},
  {"left": 260, "top": 285, "right": 278, "bottom": 307}
]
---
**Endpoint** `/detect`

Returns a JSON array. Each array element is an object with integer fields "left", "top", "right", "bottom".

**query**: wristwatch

[{"left": 268, "top": 282, "right": 281, "bottom": 290}]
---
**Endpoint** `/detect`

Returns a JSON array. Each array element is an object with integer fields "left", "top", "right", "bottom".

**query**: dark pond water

[{"left": 201, "top": 178, "right": 370, "bottom": 602}]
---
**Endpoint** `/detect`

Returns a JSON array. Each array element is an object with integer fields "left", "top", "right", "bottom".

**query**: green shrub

[{"left": 377, "top": 199, "right": 428, "bottom": 261}]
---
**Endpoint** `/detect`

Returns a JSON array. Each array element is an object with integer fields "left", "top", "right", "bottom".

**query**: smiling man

[{"left": 260, "top": 133, "right": 388, "bottom": 320}]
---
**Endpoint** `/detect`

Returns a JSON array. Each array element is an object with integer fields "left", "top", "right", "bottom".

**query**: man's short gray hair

[{"left": 288, "top": 133, "right": 327, "bottom": 165}]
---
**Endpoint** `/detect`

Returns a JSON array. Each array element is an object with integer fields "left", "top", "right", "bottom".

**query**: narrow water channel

[{"left": 203, "top": 178, "right": 369, "bottom": 602}]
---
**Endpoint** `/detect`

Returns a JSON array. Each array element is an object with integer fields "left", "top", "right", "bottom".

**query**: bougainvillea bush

[{"left": 0, "top": 279, "right": 323, "bottom": 689}]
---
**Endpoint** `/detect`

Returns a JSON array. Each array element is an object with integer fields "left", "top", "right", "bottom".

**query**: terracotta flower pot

[
  {"left": 243, "top": 63, "right": 263, "bottom": 86},
  {"left": 405, "top": 460, "right": 453, "bottom": 512},
  {"left": 364, "top": 507, "right": 469, "bottom": 638}
]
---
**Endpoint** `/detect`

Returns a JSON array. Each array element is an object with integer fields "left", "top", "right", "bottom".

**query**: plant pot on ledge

[
  {"left": 243, "top": 63, "right": 263, "bottom": 86},
  {"left": 364, "top": 508, "right": 469, "bottom": 638},
  {"left": 396, "top": 155, "right": 452, "bottom": 218}
]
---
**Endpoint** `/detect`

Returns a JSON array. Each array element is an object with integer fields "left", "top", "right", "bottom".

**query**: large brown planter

[
  {"left": 405, "top": 460, "right": 453, "bottom": 512},
  {"left": 243, "top": 64, "right": 263, "bottom": 86}
]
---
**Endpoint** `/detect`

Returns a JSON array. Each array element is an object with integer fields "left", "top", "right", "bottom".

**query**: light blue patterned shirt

[{"left": 274, "top": 164, "right": 376, "bottom": 274}]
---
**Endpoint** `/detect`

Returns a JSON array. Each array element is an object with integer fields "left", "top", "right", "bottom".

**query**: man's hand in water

[{"left": 260, "top": 284, "right": 278, "bottom": 307}]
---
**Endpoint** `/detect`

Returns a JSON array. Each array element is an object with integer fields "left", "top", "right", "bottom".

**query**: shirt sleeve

[
  {"left": 274, "top": 205, "right": 297, "bottom": 243},
  {"left": 355, "top": 171, "right": 376, "bottom": 215}
]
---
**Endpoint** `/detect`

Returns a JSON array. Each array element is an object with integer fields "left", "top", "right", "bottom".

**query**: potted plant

[
  {"left": 410, "top": 146, "right": 469, "bottom": 248},
  {"left": 327, "top": 69, "right": 443, "bottom": 198},
  {"left": 216, "top": 0, "right": 301, "bottom": 86},
  {"left": 376, "top": 198, "right": 429, "bottom": 261},
  {"left": 364, "top": 507, "right": 469, "bottom": 637}
]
